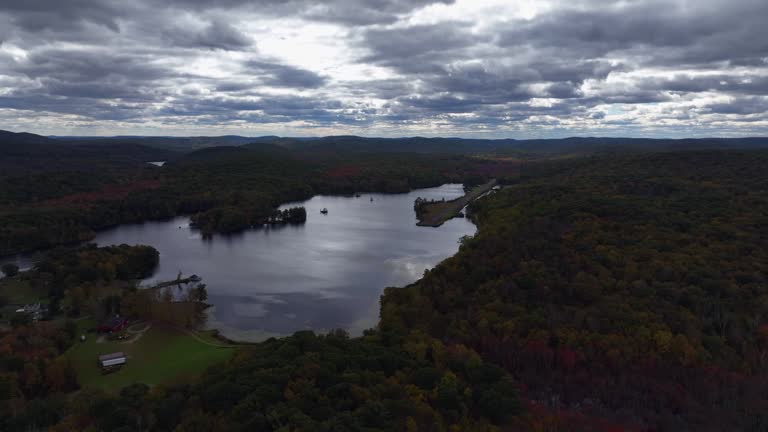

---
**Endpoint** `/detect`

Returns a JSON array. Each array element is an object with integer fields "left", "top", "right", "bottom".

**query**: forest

[
  {"left": 5, "top": 129, "right": 765, "bottom": 256},
  {"left": 1, "top": 134, "right": 767, "bottom": 430},
  {"left": 0, "top": 245, "right": 162, "bottom": 430},
  {"left": 382, "top": 150, "right": 768, "bottom": 430},
  {"left": 0, "top": 140, "right": 515, "bottom": 255},
  {"left": 1, "top": 247, "right": 521, "bottom": 431}
]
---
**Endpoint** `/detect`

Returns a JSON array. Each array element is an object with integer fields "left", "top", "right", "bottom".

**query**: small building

[
  {"left": 15, "top": 303, "right": 46, "bottom": 321},
  {"left": 99, "top": 352, "right": 127, "bottom": 370},
  {"left": 98, "top": 315, "right": 128, "bottom": 333}
]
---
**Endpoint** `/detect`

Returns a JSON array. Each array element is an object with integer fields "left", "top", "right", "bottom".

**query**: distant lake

[{"left": 3, "top": 185, "right": 475, "bottom": 341}]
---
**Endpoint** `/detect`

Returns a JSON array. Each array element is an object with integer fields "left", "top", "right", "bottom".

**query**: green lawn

[
  {"left": 191, "top": 328, "right": 233, "bottom": 346},
  {"left": 64, "top": 323, "right": 235, "bottom": 391},
  {"left": 0, "top": 277, "right": 47, "bottom": 304}
]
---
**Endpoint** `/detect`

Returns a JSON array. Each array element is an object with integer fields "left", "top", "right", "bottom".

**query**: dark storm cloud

[
  {"left": 356, "top": 22, "right": 621, "bottom": 115},
  {"left": 356, "top": 13, "right": 630, "bottom": 94},
  {"left": 0, "top": 45, "right": 179, "bottom": 121},
  {"left": 150, "top": 0, "right": 456, "bottom": 25},
  {"left": 0, "top": 0, "right": 766, "bottom": 135},
  {"left": 545, "top": 82, "right": 583, "bottom": 99},
  {"left": 361, "top": 22, "right": 482, "bottom": 63},
  {"left": 637, "top": 74, "right": 768, "bottom": 96},
  {"left": 11, "top": 47, "right": 174, "bottom": 83},
  {"left": 154, "top": 93, "right": 358, "bottom": 125},
  {"left": 0, "top": 92, "right": 150, "bottom": 121},
  {"left": 704, "top": 97, "right": 768, "bottom": 115},
  {"left": 0, "top": 0, "right": 124, "bottom": 32},
  {"left": 300, "top": 0, "right": 455, "bottom": 25},
  {"left": 590, "top": 111, "right": 606, "bottom": 120},
  {"left": 500, "top": 7, "right": 711, "bottom": 54},
  {"left": 214, "top": 81, "right": 255, "bottom": 93},
  {"left": 379, "top": 97, "right": 595, "bottom": 130},
  {"left": 43, "top": 82, "right": 161, "bottom": 102},
  {"left": 497, "top": 0, "right": 768, "bottom": 68},
  {"left": 244, "top": 61, "right": 327, "bottom": 89},
  {"left": 530, "top": 60, "right": 619, "bottom": 84},
  {"left": 427, "top": 65, "right": 532, "bottom": 102},
  {"left": 401, "top": 95, "right": 485, "bottom": 114},
  {"left": 0, "top": 0, "right": 454, "bottom": 30},
  {"left": 346, "top": 0, "right": 768, "bottom": 132},
  {"left": 589, "top": 92, "right": 672, "bottom": 105},
  {"left": 163, "top": 19, "right": 252, "bottom": 50}
]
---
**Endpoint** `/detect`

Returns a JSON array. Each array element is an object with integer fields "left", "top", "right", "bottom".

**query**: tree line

[
  {"left": 0, "top": 148, "right": 516, "bottom": 254},
  {"left": 8, "top": 147, "right": 766, "bottom": 430},
  {"left": 381, "top": 150, "right": 768, "bottom": 430}
]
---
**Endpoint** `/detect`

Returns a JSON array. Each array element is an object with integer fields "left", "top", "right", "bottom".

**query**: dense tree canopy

[
  {"left": 0, "top": 147, "right": 514, "bottom": 255},
  {"left": 36, "top": 244, "right": 159, "bottom": 285},
  {"left": 2, "top": 146, "right": 767, "bottom": 431},
  {"left": 47, "top": 331, "right": 521, "bottom": 432},
  {"left": 381, "top": 150, "right": 768, "bottom": 430}
]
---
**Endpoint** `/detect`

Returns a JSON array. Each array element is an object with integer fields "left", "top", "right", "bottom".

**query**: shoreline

[
  {"left": 415, "top": 179, "right": 497, "bottom": 227},
  {"left": 3, "top": 183, "right": 479, "bottom": 343},
  {"left": 0, "top": 180, "right": 480, "bottom": 261}
]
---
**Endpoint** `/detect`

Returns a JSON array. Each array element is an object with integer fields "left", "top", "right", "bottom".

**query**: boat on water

[{"left": 320, "top": 208, "right": 328, "bottom": 214}]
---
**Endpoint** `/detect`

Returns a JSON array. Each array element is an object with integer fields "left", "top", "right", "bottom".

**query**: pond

[{"left": 3, "top": 184, "right": 476, "bottom": 341}]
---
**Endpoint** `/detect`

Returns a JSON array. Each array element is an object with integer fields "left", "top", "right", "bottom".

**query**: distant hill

[
  {"left": 500, "top": 136, "right": 768, "bottom": 155},
  {"left": 5, "top": 129, "right": 768, "bottom": 162},
  {"left": 244, "top": 135, "right": 768, "bottom": 156},
  {"left": 245, "top": 136, "right": 519, "bottom": 154},
  {"left": 25, "top": 129, "right": 768, "bottom": 155},
  {"left": 0, "top": 129, "right": 60, "bottom": 148},
  {"left": 0, "top": 130, "right": 174, "bottom": 175},
  {"left": 50, "top": 135, "right": 272, "bottom": 152}
]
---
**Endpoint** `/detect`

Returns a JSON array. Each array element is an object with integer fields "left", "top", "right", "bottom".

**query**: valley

[{"left": 1, "top": 132, "right": 767, "bottom": 431}]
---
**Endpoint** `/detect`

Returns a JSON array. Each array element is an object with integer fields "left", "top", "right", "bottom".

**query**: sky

[{"left": 0, "top": 0, "right": 766, "bottom": 138}]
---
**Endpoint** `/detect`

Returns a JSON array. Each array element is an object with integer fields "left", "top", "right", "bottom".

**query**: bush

[{"left": 1, "top": 263, "right": 19, "bottom": 277}]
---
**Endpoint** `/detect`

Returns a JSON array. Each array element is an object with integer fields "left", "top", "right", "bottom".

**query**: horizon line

[{"left": 4, "top": 129, "right": 768, "bottom": 141}]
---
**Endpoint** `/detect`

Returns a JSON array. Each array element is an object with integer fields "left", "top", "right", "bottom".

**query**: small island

[{"left": 190, "top": 205, "right": 307, "bottom": 236}]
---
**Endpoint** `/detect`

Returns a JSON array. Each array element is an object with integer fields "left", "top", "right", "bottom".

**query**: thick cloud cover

[{"left": 0, "top": 0, "right": 766, "bottom": 137}]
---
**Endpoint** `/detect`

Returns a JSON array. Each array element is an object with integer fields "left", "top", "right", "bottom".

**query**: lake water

[{"left": 2, "top": 184, "right": 475, "bottom": 341}]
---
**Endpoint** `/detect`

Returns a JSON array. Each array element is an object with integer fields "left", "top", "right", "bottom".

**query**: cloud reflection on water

[{"left": 56, "top": 184, "right": 475, "bottom": 341}]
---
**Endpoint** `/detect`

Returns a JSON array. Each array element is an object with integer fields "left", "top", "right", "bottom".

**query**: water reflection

[{"left": 3, "top": 184, "right": 476, "bottom": 341}]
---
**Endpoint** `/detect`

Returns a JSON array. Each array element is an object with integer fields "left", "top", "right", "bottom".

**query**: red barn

[{"left": 98, "top": 315, "right": 128, "bottom": 333}]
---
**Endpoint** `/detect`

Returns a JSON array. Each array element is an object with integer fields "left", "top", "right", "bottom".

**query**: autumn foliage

[{"left": 381, "top": 150, "right": 768, "bottom": 430}]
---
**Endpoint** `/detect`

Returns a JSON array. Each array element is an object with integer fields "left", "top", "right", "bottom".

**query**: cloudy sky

[{"left": 0, "top": 0, "right": 766, "bottom": 138}]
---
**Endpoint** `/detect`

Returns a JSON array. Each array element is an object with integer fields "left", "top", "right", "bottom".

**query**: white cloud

[{"left": 0, "top": 0, "right": 765, "bottom": 137}]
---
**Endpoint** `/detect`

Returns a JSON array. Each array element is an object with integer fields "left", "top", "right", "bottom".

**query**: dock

[{"left": 145, "top": 274, "right": 201, "bottom": 290}]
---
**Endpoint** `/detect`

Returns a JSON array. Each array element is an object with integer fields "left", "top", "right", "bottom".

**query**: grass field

[
  {"left": 65, "top": 320, "right": 236, "bottom": 391},
  {"left": 0, "top": 277, "right": 48, "bottom": 304}
]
